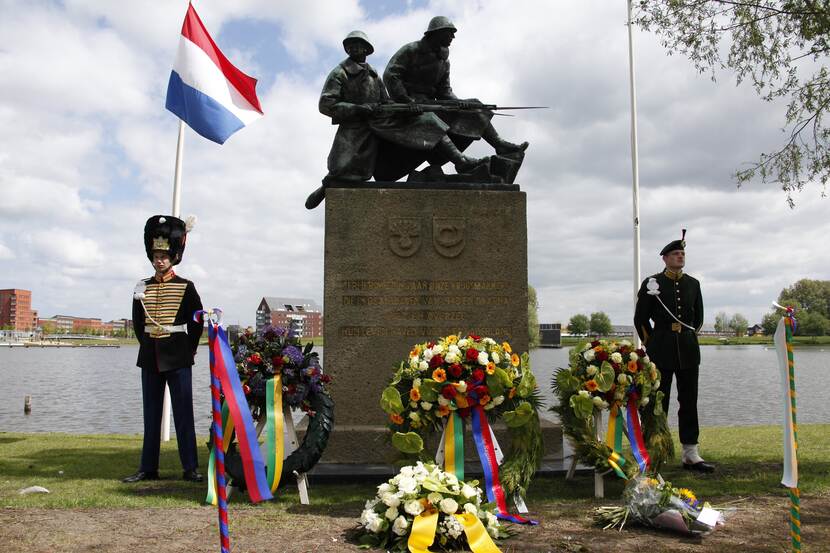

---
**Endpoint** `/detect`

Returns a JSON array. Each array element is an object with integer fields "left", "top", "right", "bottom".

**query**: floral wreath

[
  {"left": 551, "top": 339, "right": 673, "bottom": 479},
  {"left": 220, "top": 324, "right": 333, "bottom": 489},
  {"left": 381, "top": 334, "right": 543, "bottom": 498},
  {"left": 354, "top": 462, "right": 508, "bottom": 553}
]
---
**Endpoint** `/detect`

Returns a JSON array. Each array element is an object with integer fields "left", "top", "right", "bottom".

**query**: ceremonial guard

[
  {"left": 123, "top": 215, "right": 204, "bottom": 483},
  {"left": 634, "top": 231, "right": 715, "bottom": 472}
]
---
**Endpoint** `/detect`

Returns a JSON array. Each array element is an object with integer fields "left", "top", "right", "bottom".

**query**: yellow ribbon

[
  {"left": 408, "top": 510, "right": 439, "bottom": 553},
  {"left": 266, "top": 374, "right": 285, "bottom": 493},
  {"left": 454, "top": 513, "right": 501, "bottom": 553},
  {"left": 407, "top": 511, "right": 501, "bottom": 553}
]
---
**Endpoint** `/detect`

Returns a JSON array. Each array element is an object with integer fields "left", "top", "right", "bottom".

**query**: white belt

[{"left": 146, "top": 324, "right": 188, "bottom": 334}]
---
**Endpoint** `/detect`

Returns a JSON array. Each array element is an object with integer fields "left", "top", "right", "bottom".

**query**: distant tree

[
  {"left": 778, "top": 279, "right": 830, "bottom": 319},
  {"left": 636, "top": 1, "right": 830, "bottom": 206},
  {"left": 714, "top": 312, "right": 729, "bottom": 334},
  {"left": 568, "top": 314, "right": 590, "bottom": 335},
  {"left": 761, "top": 311, "right": 781, "bottom": 336},
  {"left": 528, "top": 285, "right": 540, "bottom": 348},
  {"left": 728, "top": 313, "right": 749, "bottom": 337},
  {"left": 798, "top": 311, "right": 830, "bottom": 336},
  {"left": 589, "top": 312, "right": 613, "bottom": 336}
]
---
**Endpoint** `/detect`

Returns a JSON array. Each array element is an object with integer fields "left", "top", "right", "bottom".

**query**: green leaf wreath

[{"left": 551, "top": 339, "right": 673, "bottom": 479}]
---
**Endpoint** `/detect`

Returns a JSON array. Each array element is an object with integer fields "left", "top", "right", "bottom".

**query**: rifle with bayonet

[{"left": 370, "top": 101, "right": 547, "bottom": 116}]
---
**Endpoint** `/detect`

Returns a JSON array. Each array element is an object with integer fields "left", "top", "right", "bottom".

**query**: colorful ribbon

[
  {"left": 407, "top": 511, "right": 502, "bottom": 553},
  {"left": 470, "top": 406, "right": 536, "bottom": 525},
  {"left": 206, "top": 401, "right": 234, "bottom": 505},
  {"left": 604, "top": 404, "right": 624, "bottom": 453},
  {"left": 265, "top": 375, "right": 285, "bottom": 493},
  {"left": 624, "top": 394, "right": 650, "bottom": 473},
  {"left": 443, "top": 412, "right": 465, "bottom": 481},
  {"left": 606, "top": 451, "right": 627, "bottom": 479},
  {"left": 207, "top": 321, "right": 272, "bottom": 503},
  {"left": 209, "top": 348, "right": 231, "bottom": 553},
  {"left": 775, "top": 313, "right": 801, "bottom": 551}
]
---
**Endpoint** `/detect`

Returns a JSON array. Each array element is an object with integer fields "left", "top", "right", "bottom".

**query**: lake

[{"left": 0, "top": 345, "right": 828, "bottom": 435}]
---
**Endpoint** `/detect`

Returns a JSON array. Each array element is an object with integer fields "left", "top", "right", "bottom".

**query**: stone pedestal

[{"left": 322, "top": 183, "right": 540, "bottom": 464}]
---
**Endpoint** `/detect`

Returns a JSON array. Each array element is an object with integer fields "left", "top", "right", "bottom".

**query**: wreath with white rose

[
  {"left": 551, "top": 339, "right": 673, "bottom": 478},
  {"left": 353, "top": 462, "right": 509, "bottom": 552}
]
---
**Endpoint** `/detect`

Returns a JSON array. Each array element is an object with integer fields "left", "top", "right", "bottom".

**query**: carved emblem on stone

[
  {"left": 432, "top": 217, "right": 466, "bottom": 258},
  {"left": 388, "top": 217, "right": 421, "bottom": 257}
]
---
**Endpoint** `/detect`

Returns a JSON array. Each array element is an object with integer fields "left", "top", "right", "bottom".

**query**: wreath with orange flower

[
  {"left": 551, "top": 339, "right": 674, "bottom": 478},
  {"left": 380, "top": 334, "right": 544, "bottom": 496}
]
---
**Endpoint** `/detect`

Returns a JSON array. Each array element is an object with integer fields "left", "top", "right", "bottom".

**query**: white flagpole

[
  {"left": 162, "top": 120, "right": 186, "bottom": 442},
  {"left": 627, "top": 0, "right": 642, "bottom": 348}
]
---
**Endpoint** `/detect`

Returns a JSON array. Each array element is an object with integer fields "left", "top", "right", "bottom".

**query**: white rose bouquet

[{"left": 355, "top": 462, "right": 507, "bottom": 552}]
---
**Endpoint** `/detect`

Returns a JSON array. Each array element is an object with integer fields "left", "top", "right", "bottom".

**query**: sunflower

[
  {"left": 445, "top": 335, "right": 458, "bottom": 345},
  {"left": 585, "top": 379, "right": 599, "bottom": 392},
  {"left": 409, "top": 387, "right": 421, "bottom": 401},
  {"left": 486, "top": 362, "right": 496, "bottom": 375},
  {"left": 511, "top": 353, "right": 520, "bottom": 367},
  {"left": 502, "top": 342, "right": 512, "bottom": 354},
  {"left": 678, "top": 488, "right": 697, "bottom": 503},
  {"left": 432, "top": 368, "right": 447, "bottom": 382}
]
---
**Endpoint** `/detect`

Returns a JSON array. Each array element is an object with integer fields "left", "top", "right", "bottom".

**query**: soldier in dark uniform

[
  {"left": 383, "top": 16, "right": 528, "bottom": 163},
  {"left": 123, "top": 215, "right": 204, "bottom": 483},
  {"left": 305, "top": 30, "right": 483, "bottom": 209},
  {"left": 634, "top": 231, "right": 715, "bottom": 472}
]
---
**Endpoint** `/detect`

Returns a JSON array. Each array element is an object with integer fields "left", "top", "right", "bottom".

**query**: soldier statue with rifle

[
  {"left": 306, "top": 21, "right": 537, "bottom": 209},
  {"left": 383, "top": 16, "right": 530, "bottom": 165},
  {"left": 306, "top": 30, "right": 485, "bottom": 209}
]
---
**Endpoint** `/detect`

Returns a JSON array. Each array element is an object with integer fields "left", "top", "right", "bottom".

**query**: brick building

[
  {"left": 0, "top": 289, "right": 38, "bottom": 331},
  {"left": 256, "top": 297, "right": 323, "bottom": 339}
]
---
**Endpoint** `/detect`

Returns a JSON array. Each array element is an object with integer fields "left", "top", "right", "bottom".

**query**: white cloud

[{"left": 0, "top": 0, "right": 827, "bottom": 329}]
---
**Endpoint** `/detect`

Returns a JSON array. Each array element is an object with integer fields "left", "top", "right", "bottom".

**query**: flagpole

[
  {"left": 627, "top": 0, "right": 642, "bottom": 348},
  {"left": 161, "top": 119, "right": 186, "bottom": 442}
]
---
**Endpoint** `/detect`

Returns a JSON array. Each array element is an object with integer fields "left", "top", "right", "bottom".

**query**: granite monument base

[{"left": 321, "top": 182, "right": 560, "bottom": 466}]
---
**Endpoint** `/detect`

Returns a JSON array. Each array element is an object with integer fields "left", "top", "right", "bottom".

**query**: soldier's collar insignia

[{"left": 664, "top": 269, "right": 684, "bottom": 281}]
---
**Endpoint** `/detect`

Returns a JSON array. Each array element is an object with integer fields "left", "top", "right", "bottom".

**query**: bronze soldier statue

[
  {"left": 306, "top": 30, "right": 485, "bottom": 209},
  {"left": 383, "top": 16, "right": 529, "bottom": 164}
]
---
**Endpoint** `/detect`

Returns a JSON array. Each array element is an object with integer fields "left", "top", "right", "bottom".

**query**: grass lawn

[{"left": 2, "top": 425, "right": 828, "bottom": 552}]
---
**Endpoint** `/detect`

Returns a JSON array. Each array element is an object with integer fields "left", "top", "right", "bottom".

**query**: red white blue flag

[{"left": 166, "top": 3, "right": 263, "bottom": 144}]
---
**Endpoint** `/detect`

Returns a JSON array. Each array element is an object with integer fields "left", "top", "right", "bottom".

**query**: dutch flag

[{"left": 165, "top": 3, "right": 263, "bottom": 144}]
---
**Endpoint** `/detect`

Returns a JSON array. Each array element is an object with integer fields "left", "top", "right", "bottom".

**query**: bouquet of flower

[
  {"left": 232, "top": 324, "right": 330, "bottom": 416},
  {"left": 595, "top": 475, "right": 723, "bottom": 535},
  {"left": 381, "top": 334, "right": 543, "bottom": 495},
  {"left": 355, "top": 462, "right": 507, "bottom": 552},
  {"left": 551, "top": 339, "right": 673, "bottom": 476}
]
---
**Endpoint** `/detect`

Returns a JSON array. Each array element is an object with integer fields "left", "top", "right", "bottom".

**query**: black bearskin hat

[{"left": 144, "top": 215, "right": 188, "bottom": 265}]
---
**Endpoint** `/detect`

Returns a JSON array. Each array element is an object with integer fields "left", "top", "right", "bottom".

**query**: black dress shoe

[
  {"left": 122, "top": 470, "right": 159, "bottom": 483},
  {"left": 683, "top": 461, "right": 716, "bottom": 473},
  {"left": 182, "top": 469, "right": 204, "bottom": 482}
]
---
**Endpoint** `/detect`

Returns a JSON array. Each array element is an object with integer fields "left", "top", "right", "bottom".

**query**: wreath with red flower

[
  {"left": 551, "top": 339, "right": 673, "bottom": 478},
  {"left": 380, "top": 334, "right": 544, "bottom": 497}
]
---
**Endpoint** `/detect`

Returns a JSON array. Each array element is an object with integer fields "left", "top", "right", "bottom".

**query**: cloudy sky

[{"left": 1, "top": 0, "right": 827, "bottom": 328}]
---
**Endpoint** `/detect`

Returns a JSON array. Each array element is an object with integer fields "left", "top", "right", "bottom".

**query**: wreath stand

[
  {"left": 225, "top": 404, "right": 310, "bottom": 504},
  {"left": 565, "top": 411, "right": 609, "bottom": 499}
]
